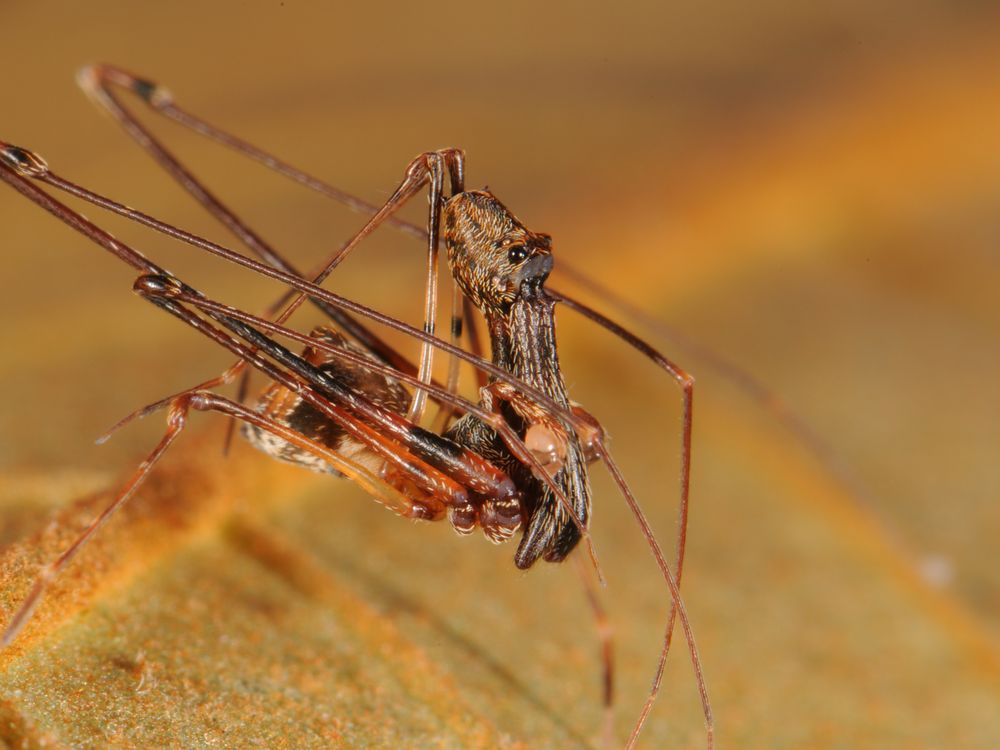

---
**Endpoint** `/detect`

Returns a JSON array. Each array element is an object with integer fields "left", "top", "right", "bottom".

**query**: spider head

[{"left": 442, "top": 190, "right": 553, "bottom": 312}]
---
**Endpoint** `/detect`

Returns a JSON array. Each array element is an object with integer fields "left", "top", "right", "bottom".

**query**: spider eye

[{"left": 507, "top": 245, "right": 529, "bottom": 264}]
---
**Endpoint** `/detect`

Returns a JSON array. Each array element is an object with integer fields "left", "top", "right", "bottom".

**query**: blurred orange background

[{"left": 1, "top": 2, "right": 998, "bottom": 748}]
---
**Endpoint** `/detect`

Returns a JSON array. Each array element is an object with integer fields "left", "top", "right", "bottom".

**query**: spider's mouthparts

[{"left": 515, "top": 253, "right": 553, "bottom": 289}]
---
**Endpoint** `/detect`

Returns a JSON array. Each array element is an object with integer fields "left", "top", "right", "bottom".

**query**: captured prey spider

[{"left": 0, "top": 65, "right": 713, "bottom": 748}]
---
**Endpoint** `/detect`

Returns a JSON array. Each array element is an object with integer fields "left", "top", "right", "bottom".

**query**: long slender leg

[
  {"left": 544, "top": 289, "right": 711, "bottom": 748},
  {"left": 430, "top": 280, "right": 468, "bottom": 434},
  {"left": 549, "top": 289, "right": 693, "bottom": 587},
  {"left": 78, "top": 64, "right": 427, "bottom": 240},
  {"left": 74, "top": 80, "right": 455, "bottom": 439},
  {"left": 556, "top": 263, "right": 883, "bottom": 518},
  {"left": 405, "top": 148, "right": 465, "bottom": 424},
  {"left": 80, "top": 63, "right": 460, "bottom": 423},
  {"left": 78, "top": 66, "right": 465, "bottom": 422},
  {"left": 598, "top": 449, "right": 714, "bottom": 750},
  {"left": 408, "top": 151, "right": 442, "bottom": 424},
  {"left": 573, "top": 555, "right": 616, "bottom": 750},
  {"left": 77, "top": 66, "right": 474, "bottom": 432},
  {"left": 262, "top": 147, "right": 464, "bottom": 426},
  {"left": 1, "top": 388, "right": 438, "bottom": 648},
  {"left": 431, "top": 287, "right": 489, "bottom": 434},
  {"left": 81, "top": 68, "right": 459, "bottom": 477},
  {"left": 1, "top": 397, "right": 186, "bottom": 647},
  {"left": 462, "top": 294, "right": 488, "bottom": 390}
]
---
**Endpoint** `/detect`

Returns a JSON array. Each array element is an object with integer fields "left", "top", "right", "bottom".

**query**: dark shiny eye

[{"left": 507, "top": 245, "right": 529, "bottom": 264}]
